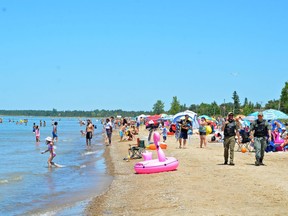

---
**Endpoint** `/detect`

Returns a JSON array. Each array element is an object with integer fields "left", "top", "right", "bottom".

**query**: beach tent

[
  {"left": 137, "top": 114, "right": 147, "bottom": 121},
  {"left": 146, "top": 115, "right": 161, "bottom": 124},
  {"left": 173, "top": 110, "right": 199, "bottom": 129},
  {"left": 247, "top": 109, "right": 288, "bottom": 120},
  {"left": 160, "top": 115, "right": 174, "bottom": 121}
]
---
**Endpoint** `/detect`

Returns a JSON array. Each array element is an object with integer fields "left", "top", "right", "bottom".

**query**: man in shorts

[
  {"left": 52, "top": 122, "right": 58, "bottom": 142},
  {"left": 178, "top": 114, "right": 192, "bottom": 149},
  {"left": 86, "top": 119, "right": 94, "bottom": 146}
]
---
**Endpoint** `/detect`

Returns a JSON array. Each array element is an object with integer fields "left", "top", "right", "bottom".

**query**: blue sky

[{"left": 0, "top": 0, "right": 287, "bottom": 111}]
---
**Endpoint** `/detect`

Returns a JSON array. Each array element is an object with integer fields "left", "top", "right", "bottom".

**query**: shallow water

[{"left": 0, "top": 117, "right": 112, "bottom": 216}]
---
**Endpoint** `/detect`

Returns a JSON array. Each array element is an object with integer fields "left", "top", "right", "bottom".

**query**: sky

[{"left": 0, "top": 0, "right": 287, "bottom": 112}]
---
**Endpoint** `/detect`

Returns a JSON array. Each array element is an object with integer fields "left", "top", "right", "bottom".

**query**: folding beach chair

[
  {"left": 236, "top": 131, "right": 252, "bottom": 152},
  {"left": 128, "top": 139, "right": 146, "bottom": 159}
]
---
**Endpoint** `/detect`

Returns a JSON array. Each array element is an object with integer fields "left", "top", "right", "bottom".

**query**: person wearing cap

[
  {"left": 249, "top": 112, "right": 272, "bottom": 166},
  {"left": 41, "top": 137, "right": 56, "bottom": 168},
  {"left": 222, "top": 112, "right": 240, "bottom": 165},
  {"left": 178, "top": 114, "right": 192, "bottom": 149}
]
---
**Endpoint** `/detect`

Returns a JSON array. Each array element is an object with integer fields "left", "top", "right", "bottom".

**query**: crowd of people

[{"left": 12, "top": 112, "right": 287, "bottom": 168}]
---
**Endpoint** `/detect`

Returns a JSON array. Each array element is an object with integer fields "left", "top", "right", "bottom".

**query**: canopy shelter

[
  {"left": 146, "top": 114, "right": 161, "bottom": 124},
  {"left": 173, "top": 110, "right": 199, "bottom": 129}
]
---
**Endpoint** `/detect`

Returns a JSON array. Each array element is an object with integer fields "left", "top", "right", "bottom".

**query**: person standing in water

[
  {"left": 86, "top": 119, "right": 94, "bottom": 146},
  {"left": 35, "top": 125, "right": 40, "bottom": 142},
  {"left": 32, "top": 123, "right": 36, "bottom": 133},
  {"left": 52, "top": 122, "right": 58, "bottom": 142},
  {"left": 41, "top": 137, "right": 56, "bottom": 168}
]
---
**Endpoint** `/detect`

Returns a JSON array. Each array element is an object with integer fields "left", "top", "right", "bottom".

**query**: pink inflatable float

[
  {"left": 134, "top": 132, "right": 179, "bottom": 174},
  {"left": 273, "top": 131, "right": 284, "bottom": 144}
]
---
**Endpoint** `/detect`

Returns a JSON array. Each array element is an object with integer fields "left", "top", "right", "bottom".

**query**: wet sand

[{"left": 86, "top": 127, "right": 288, "bottom": 216}]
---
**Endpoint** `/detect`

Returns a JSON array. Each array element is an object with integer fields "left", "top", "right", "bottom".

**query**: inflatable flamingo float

[{"left": 134, "top": 132, "right": 179, "bottom": 174}]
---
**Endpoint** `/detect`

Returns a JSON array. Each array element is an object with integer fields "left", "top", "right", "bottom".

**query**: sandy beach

[{"left": 86, "top": 126, "right": 288, "bottom": 216}]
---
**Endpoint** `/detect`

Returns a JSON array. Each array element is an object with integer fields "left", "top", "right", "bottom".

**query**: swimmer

[
  {"left": 80, "top": 130, "right": 86, "bottom": 136},
  {"left": 41, "top": 137, "right": 56, "bottom": 168}
]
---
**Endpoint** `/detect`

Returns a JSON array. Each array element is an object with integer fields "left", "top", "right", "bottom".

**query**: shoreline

[{"left": 85, "top": 127, "right": 288, "bottom": 216}]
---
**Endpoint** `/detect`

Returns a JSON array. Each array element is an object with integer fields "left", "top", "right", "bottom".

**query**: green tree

[
  {"left": 189, "top": 104, "right": 199, "bottom": 113},
  {"left": 242, "top": 102, "right": 254, "bottom": 115},
  {"left": 180, "top": 103, "right": 188, "bottom": 112},
  {"left": 210, "top": 101, "right": 220, "bottom": 116},
  {"left": 232, "top": 91, "right": 241, "bottom": 114},
  {"left": 152, "top": 100, "right": 165, "bottom": 114},
  {"left": 265, "top": 99, "right": 280, "bottom": 110},
  {"left": 254, "top": 102, "right": 262, "bottom": 110},
  {"left": 243, "top": 97, "right": 248, "bottom": 107},
  {"left": 169, "top": 96, "right": 181, "bottom": 115},
  {"left": 280, "top": 81, "right": 288, "bottom": 113}
]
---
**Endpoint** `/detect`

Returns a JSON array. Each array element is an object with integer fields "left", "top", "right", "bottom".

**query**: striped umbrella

[{"left": 248, "top": 109, "right": 288, "bottom": 120}]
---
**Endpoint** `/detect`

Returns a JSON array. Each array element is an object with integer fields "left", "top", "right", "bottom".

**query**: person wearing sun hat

[
  {"left": 249, "top": 111, "right": 272, "bottom": 166},
  {"left": 41, "top": 136, "right": 56, "bottom": 168}
]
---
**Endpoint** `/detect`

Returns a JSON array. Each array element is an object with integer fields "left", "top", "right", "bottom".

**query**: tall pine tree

[{"left": 232, "top": 91, "right": 241, "bottom": 114}]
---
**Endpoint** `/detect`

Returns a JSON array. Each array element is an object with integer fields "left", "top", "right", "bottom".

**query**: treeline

[
  {"left": 1, "top": 82, "right": 287, "bottom": 118},
  {"left": 0, "top": 109, "right": 151, "bottom": 118},
  {"left": 153, "top": 81, "right": 288, "bottom": 116}
]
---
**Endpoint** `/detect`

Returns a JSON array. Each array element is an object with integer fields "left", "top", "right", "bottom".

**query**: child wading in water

[
  {"left": 41, "top": 136, "right": 57, "bottom": 167},
  {"left": 35, "top": 125, "right": 40, "bottom": 142}
]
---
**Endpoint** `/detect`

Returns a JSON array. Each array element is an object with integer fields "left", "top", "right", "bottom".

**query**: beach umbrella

[
  {"left": 243, "top": 115, "right": 257, "bottom": 121},
  {"left": 198, "top": 115, "right": 217, "bottom": 122},
  {"left": 236, "top": 114, "right": 246, "bottom": 119},
  {"left": 160, "top": 113, "right": 168, "bottom": 118},
  {"left": 172, "top": 110, "right": 199, "bottom": 128},
  {"left": 247, "top": 109, "right": 288, "bottom": 120}
]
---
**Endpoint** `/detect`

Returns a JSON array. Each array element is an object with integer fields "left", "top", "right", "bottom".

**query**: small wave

[
  {"left": 80, "top": 165, "right": 86, "bottom": 169},
  {"left": 82, "top": 151, "right": 98, "bottom": 156},
  {"left": 0, "top": 175, "right": 23, "bottom": 184},
  {"left": 0, "top": 179, "right": 9, "bottom": 184},
  {"left": 11, "top": 175, "right": 23, "bottom": 182}
]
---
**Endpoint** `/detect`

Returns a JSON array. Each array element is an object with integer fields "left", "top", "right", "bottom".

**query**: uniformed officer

[
  {"left": 249, "top": 112, "right": 272, "bottom": 166},
  {"left": 222, "top": 112, "right": 240, "bottom": 165}
]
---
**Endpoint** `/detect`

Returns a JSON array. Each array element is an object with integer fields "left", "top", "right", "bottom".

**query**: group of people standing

[
  {"left": 222, "top": 111, "right": 272, "bottom": 166},
  {"left": 33, "top": 121, "right": 57, "bottom": 143},
  {"left": 169, "top": 111, "right": 276, "bottom": 167}
]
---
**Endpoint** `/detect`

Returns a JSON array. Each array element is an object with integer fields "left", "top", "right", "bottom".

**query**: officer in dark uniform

[
  {"left": 222, "top": 112, "right": 240, "bottom": 165},
  {"left": 249, "top": 112, "right": 272, "bottom": 166}
]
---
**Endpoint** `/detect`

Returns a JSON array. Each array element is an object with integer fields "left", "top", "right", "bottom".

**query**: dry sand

[{"left": 86, "top": 126, "right": 288, "bottom": 216}]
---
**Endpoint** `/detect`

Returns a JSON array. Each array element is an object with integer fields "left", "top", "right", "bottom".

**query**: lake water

[{"left": 0, "top": 116, "right": 113, "bottom": 216}]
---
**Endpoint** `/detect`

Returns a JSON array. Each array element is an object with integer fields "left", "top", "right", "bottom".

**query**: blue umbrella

[{"left": 248, "top": 109, "right": 288, "bottom": 120}]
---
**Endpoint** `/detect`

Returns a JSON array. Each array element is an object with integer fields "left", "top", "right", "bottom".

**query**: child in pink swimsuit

[
  {"left": 41, "top": 137, "right": 56, "bottom": 167},
  {"left": 35, "top": 125, "right": 40, "bottom": 142}
]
